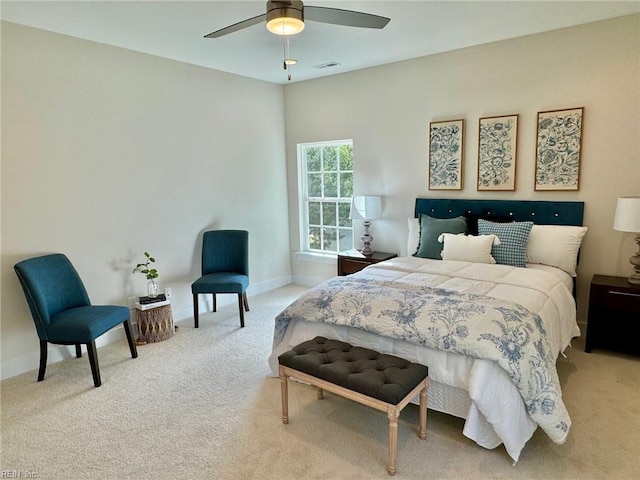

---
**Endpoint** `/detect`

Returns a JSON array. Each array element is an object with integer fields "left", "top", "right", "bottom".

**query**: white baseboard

[
  {"left": 291, "top": 273, "right": 328, "bottom": 287},
  {"left": 1, "top": 276, "right": 292, "bottom": 381},
  {"left": 171, "top": 274, "right": 292, "bottom": 322},
  {"left": 0, "top": 327, "right": 126, "bottom": 381}
]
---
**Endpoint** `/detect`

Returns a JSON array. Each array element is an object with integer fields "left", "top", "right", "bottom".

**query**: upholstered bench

[{"left": 278, "top": 336, "right": 429, "bottom": 476}]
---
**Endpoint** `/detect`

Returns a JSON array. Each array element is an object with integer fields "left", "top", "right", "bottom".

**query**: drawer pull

[{"left": 609, "top": 291, "right": 640, "bottom": 298}]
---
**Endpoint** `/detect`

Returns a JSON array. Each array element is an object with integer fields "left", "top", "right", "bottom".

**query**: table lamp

[
  {"left": 613, "top": 195, "right": 640, "bottom": 284},
  {"left": 349, "top": 196, "right": 382, "bottom": 255}
]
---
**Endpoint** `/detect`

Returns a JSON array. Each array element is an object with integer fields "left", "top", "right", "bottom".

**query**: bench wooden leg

[
  {"left": 317, "top": 387, "right": 324, "bottom": 399},
  {"left": 387, "top": 409, "right": 399, "bottom": 476},
  {"left": 419, "top": 381, "right": 428, "bottom": 440},
  {"left": 279, "top": 367, "right": 289, "bottom": 424}
]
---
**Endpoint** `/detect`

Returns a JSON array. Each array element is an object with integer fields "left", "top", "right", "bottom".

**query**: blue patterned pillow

[{"left": 477, "top": 219, "right": 534, "bottom": 267}]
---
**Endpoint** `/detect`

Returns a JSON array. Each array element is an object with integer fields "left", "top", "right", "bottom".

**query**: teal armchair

[
  {"left": 14, "top": 253, "right": 138, "bottom": 387},
  {"left": 191, "top": 230, "right": 249, "bottom": 328}
]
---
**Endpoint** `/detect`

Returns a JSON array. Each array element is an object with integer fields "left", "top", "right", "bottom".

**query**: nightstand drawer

[
  {"left": 337, "top": 251, "right": 397, "bottom": 276},
  {"left": 598, "top": 289, "right": 640, "bottom": 311},
  {"left": 340, "top": 258, "right": 371, "bottom": 275}
]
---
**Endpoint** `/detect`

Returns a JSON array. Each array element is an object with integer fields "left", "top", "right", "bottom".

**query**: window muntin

[{"left": 299, "top": 141, "right": 353, "bottom": 254}]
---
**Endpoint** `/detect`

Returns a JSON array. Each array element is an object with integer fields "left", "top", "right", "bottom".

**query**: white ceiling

[{"left": 2, "top": 1, "right": 638, "bottom": 84}]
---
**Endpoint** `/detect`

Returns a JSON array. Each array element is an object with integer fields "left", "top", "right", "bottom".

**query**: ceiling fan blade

[
  {"left": 304, "top": 6, "right": 390, "bottom": 29},
  {"left": 204, "top": 13, "right": 267, "bottom": 38}
]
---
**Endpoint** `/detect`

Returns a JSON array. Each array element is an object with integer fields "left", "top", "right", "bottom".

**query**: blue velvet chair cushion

[
  {"left": 191, "top": 272, "right": 249, "bottom": 295},
  {"left": 47, "top": 305, "right": 130, "bottom": 344}
]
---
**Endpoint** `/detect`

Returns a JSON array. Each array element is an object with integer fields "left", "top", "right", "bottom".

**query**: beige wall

[
  {"left": 2, "top": 15, "right": 639, "bottom": 379},
  {"left": 284, "top": 14, "right": 640, "bottom": 326},
  {"left": 1, "top": 22, "right": 291, "bottom": 378}
]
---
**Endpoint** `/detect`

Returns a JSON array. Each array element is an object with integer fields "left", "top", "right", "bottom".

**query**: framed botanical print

[
  {"left": 477, "top": 114, "right": 518, "bottom": 191},
  {"left": 429, "top": 119, "right": 464, "bottom": 190},
  {"left": 535, "top": 107, "right": 584, "bottom": 191}
]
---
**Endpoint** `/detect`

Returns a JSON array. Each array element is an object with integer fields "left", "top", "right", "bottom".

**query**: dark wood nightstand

[
  {"left": 585, "top": 274, "right": 640, "bottom": 354},
  {"left": 337, "top": 251, "right": 398, "bottom": 276}
]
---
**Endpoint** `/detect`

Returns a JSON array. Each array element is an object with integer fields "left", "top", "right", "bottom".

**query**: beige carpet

[{"left": 1, "top": 284, "right": 638, "bottom": 480}]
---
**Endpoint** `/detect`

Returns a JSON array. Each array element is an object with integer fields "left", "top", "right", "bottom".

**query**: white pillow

[
  {"left": 407, "top": 217, "right": 420, "bottom": 255},
  {"left": 437, "top": 233, "right": 501, "bottom": 264},
  {"left": 526, "top": 225, "right": 588, "bottom": 276}
]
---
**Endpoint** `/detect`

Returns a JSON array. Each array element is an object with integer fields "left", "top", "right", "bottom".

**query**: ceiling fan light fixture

[
  {"left": 205, "top": 0, "right": 390, "bottom": 39},
  {"left": 266, "top": 2, "right": 305, "bottom": 35}
]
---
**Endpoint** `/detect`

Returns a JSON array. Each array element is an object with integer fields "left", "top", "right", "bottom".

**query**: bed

[{"left": 269, "top": 198, "right": 586, "bottom": 463}]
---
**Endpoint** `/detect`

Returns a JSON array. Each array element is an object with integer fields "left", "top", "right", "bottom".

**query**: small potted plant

[{"left": 133, "top": 252, "right": 159, "bottom": 298}]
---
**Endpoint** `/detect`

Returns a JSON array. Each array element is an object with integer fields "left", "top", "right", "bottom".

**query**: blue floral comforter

[{"left": 274, "top": 273, "right": 571, "bottom": 444}]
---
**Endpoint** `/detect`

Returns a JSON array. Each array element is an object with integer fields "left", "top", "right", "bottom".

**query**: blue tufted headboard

[{"left": 415, "top": 198, "right": 584, "bottom": 226}]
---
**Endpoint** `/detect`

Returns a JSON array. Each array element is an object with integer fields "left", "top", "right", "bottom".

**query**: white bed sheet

[{"left": 269, "top": 257, "right": 580, "bottom": 462}]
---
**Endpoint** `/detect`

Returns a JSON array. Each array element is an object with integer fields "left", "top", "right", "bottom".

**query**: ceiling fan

[{"left": 204, "top": 0, "right": 391, "bottom": 38}]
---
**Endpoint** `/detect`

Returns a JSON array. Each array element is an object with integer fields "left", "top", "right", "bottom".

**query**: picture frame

[
  {"left": 429, "top": 119, "right": 464, "bottom": 190},
  {"left": 477, "top": 114, "right": 518, "bottom": 191},
  {"left": 534, "top": 107, "right": 584, "bottom": 191}
]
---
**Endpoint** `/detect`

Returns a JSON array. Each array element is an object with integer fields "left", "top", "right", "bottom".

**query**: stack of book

[{"left": 135, "top": 294, "right": 170, "bottom": 310}]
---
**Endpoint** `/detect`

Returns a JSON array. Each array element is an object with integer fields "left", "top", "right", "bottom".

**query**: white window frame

[{"left": 297, "top": 139, "right": 354, "bottom": 258}]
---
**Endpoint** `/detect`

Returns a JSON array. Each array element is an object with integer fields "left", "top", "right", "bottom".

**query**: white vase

[{"left": 147, "top": 279, "right": 159, "bottom": 298}]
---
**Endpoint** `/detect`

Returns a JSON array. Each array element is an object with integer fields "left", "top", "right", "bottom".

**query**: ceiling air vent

[{"left": 313, "top": 61, "right": 341, "bottom": 69}]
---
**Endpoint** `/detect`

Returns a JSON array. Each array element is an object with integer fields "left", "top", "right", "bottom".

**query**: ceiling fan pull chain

[
  {"left": 286, "top": 35, "right": 291, "bottom": 77},
  {"left": 282, "top": 34, "right": 293, "bottom": 81},
  {"left": 282, "top": 35, "right": 287, "bottom": 70},
  {"left": 287, "top": 36, "right": 293, "bottom": 81}
]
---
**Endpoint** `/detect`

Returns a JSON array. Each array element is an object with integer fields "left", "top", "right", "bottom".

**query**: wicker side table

[{"left": 135, "top": 303, "right": 174, "bottom": 344}]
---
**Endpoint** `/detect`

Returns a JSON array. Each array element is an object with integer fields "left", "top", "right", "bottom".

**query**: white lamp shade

[
  {"left": 349, "top": 196, "right": 382, "bottom": 220},
  {"left": 613, "top": 196, "right": 640, "bottom": 233}
]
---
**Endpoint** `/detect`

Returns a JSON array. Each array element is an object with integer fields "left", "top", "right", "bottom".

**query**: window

[{"left": 299, "top": 140, "right": 353, "bottom": 254}]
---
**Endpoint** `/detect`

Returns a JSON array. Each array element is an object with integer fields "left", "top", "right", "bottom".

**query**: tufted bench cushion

[
  {"left": 278, "top": 336, "right": 429, "bottom": 405},
  {"left": 277, "top": 336, "right": 429, "bottom": 476}
]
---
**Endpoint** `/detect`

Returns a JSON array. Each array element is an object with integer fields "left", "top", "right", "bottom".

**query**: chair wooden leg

[
  {"left": 238, "top": 293, "right": 245, "bottom": 328},
  {"left": 243, "top": 292, "right": 250, "bottom": 312},
  {"left": 193, "top": 294, "right": 199, "bottom": 328},
  {"left": 38, "top": 340, "right": 48, "bottom": 382},
  {"left": 123, "top": 319, "right": 138, "bottom": 359},
  {"left": 212, "top": 293, "right": 217, "bottom": 312},
  {"left": 75, "top": 344, "right": 82, "bottom": 358},
  {"left": 86, "top": 341, "right": 101, "bottom": 387}
]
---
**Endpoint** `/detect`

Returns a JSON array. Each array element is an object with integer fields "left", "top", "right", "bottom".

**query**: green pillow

[{"left": 415, "top": 215, "right": 467, "bottom": 259}]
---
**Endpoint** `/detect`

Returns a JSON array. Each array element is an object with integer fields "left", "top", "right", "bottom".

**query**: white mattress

[{"left": 269, "top": 257, "right": 580, "bottom": 462}]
